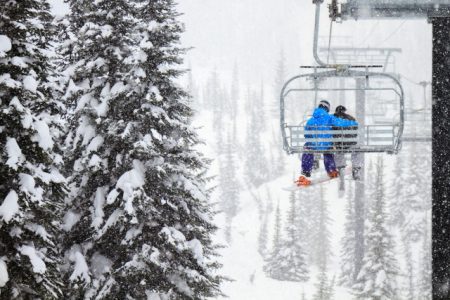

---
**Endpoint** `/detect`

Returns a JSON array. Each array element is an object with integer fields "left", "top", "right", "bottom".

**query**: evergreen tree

[
  {"left": 312, "top": 186, "right": 332, "bottom": 268},
  {"left": 339, "top": 182, "right": 357, "bottom": 287},
  {"left": 0, "top": 1, "right": 66, "bottom": 298},
  {"left": 256, "top": 81, "right": 266, "bottom": 131},
  {"left": 276, "top": 190, "right": 309, "bottom": 282},
  {"left": 229, "top": 63, "right": 240, "bottom": 151},
  {"left": 219, "top": 134, "right": 239, "bottom": 244},
  {"left": 353, "top": 157, "right": 399, "bottom": 300},
  {"left": 258, "top": 213, "right": 269, "bottom": 258},
  {"left": 186, "top": 62, "right": 199, "bottom": 110},
  {"left": 402, "top": 235, "right": 415, "bottom": 300},
  {"left": 390, "top": 144, "right": 424, "bottom": 243},
  {"left": 61, "top": 1, "right": 223, "bottom": 298},
  {"left": 244, "top": 89, "right": 269, "bottom": 186},
  {"left": 297, "top": 187, "right": 318, "bottom": 265},
  {"left": 263, "top": 201, "right": 283, "bottom": 280},
  {"left": 313, "top": 261, "right": 334, "bottom": 300},
  {"left": 203, "top": 68, "right": 220, "bottom": 111},
  {"left": 270, "top": 128, "right": 285, "bottom": 178},
  {"left": 230, "top": 62, "right": 239, "bottom": 120},
  {"left": 418, "top": 212, "right": 431, "bottom": 299},
  {"left": 273, "top": 49, "right": 286, "bottom": 119}
]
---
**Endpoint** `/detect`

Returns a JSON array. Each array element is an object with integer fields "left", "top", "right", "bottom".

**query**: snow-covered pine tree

[
  {"left": 244, "top": 89, "right": 269, "bottom": 186},
  {"left": 339, "top": 181, "right": 357, "bottom": 287},
  {"left": 229, "top": 63, "right": 239, "bottom": 151},
  {"left": 230, "top": 62, "right": 239, "bottom": 120},
  {"left": 203, "top": 68, "right": 220, "bottom": 111},
  {"left": 270, "top": 128, "right": 285, "bottom": 179},
  {"left": 61, "top": 0, "right": 223, "bottom": 298},
  {"left": 213, "top": 85, "right": 228, "bottom": 154},
  {"left": 312, "top": 185, "right": 332, "bottom": 268},
  {"left": 219, "top": 134, "right": 240, "bottom": 244},
  {"left": 391, "top": 143, "right": 425, "bottom": 243},
  {"left": 276, "top": 190, "right": 309, "bottom": 282},
  {"left": 263, "top": 200, "right": 283, "bottom": 280},
  {"left": 257, "top": 188, "right": 273, "bottom": 258},
  {"left": 0, "top": 1, "right": 66, "bottom": 298},
  {"left": 258, "top": 213, "right": 269, "bottom": 258},
  {"left": 313, "top": 261, "right": 334, "bottom": 300},
  {"left": 353, "top": 157, "right": 399, "bottom": 300},
  {"left": 402, "top": 234, "right": 415, "bottom": 300},
  {"left": 186, "top": 62, "right": 199, "bottom": 110},
  {"left": 297, "top": 187, "right": 318, "bottom": 265},
  {"left": 256, "top": 81, "right": 266, "bottom": 131},
  {"left": 418, "top": 212, "right": 431, "bottom": 299},
  {"left": 272, "top": 49, "right": 286, "bottom": 119}
]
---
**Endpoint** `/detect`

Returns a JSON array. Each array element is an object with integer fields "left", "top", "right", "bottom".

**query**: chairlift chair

[{"left": 280, "top": 67, "right": 405, "bottom": 155}]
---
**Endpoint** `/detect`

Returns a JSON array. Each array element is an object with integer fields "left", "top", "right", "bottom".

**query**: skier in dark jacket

[
  {"left": 296, "top": 100, "right": 358, "bottom": 186},
  {"left": 333, "top": 105, "right": 362, "bottom": 180}
]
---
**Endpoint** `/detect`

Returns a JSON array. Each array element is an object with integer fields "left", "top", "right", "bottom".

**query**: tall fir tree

[
  {"left": 263, "top": 200, "right": 283, "bottom": 280},
  {"left": 244, "top": 89, "right": 269, "bottom": 186},
  {"left": 313, "top": 260, "right": 335, "bottom": 300},
  {"left": 186, "top": 62, "right": 199, "bottom": 110},
  {"left": 339, "top": 181, "right": 357, "bottom": 287},
  {"left": 61, "top": 1, "right": 223, "bottom": 298},
  {"left": 390, "top": 144, "right": 425, "bottom": 243},
  {"left": 219, "top": 134, "right": 240, "bottom": 244},
  {"left": 258, "top": 213, "right": 269, "bottom": 258},
  {"left": 312, "top": 186, "right": 332, "bottom": 268},
  {"left": 203, "top": 68, "right": 220, "bottom": 111},
  {"left": 353, "top": 157, "right": 399, "bottom": 300},
  {"left": 401, "top": 234, "right": 415, "bottom": 300},
  {"left": 230, "top": 62, "right": 239, "bottom": 120},
  {"left": 0, "top": 0, "right": 66, "bottom": 298},
  {"left": 297, "top": 187, "right": 318, "bottom": 265},
  {"left": 418, "top": 212, "right": 431, "bottom": 299},
  {"left": 276, "top": 190, "right": 309, "bottom": 282},
  {"left": 273, "top": 49, "right": 286, "bottom": 119}
]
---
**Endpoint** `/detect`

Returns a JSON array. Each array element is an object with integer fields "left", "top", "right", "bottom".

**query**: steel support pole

[
  {"left": 354, "top": 78, "right": 366, "bottom": 281},
  {"left": 432, "top": 17, "right": 450, "bottom": 300}
]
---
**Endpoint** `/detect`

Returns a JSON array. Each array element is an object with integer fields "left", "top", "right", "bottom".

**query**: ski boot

[
  {"left": 327, "top": 170, "right": 339, "bottom": 179},
  {"left": 295, "top": 172, "right": 311, "bottom": 186}
]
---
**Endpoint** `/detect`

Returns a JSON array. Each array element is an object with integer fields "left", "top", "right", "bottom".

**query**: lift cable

[
  {"left": 360, "top": 21, "right": 380, "bottom": 46},
  {"left": 378, "top": 20, "right": 406, "bottom": 46}
]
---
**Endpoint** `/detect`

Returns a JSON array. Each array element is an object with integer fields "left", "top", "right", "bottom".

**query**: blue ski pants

[{"left": 301, "top": 153, "right": 336, "bottom": 176}]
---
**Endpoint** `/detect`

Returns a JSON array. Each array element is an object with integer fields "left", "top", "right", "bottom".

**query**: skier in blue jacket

[{"left": 296, "top": 100, "right": 358, "bottom": 186}]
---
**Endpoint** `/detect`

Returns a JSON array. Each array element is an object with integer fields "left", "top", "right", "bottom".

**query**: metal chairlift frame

[
  {"left": 280, "top": 67, "right": 405, "bottom": 155},
  {"left": 280, "top": 1, "right": 405, "bottom": 156}
]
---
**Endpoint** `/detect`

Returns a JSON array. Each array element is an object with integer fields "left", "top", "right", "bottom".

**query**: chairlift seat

[{"left": 280, "top": 67, "right": 404, "bottom": 155}]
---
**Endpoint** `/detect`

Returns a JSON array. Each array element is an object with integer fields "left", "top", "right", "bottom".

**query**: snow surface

[{"left": 0, "top": 190, "right": 20, "bottom": 223}]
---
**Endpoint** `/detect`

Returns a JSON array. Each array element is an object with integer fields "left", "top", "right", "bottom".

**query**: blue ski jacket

[{"left": 305, "top": 107, "right": 358, "bottom": 150}]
